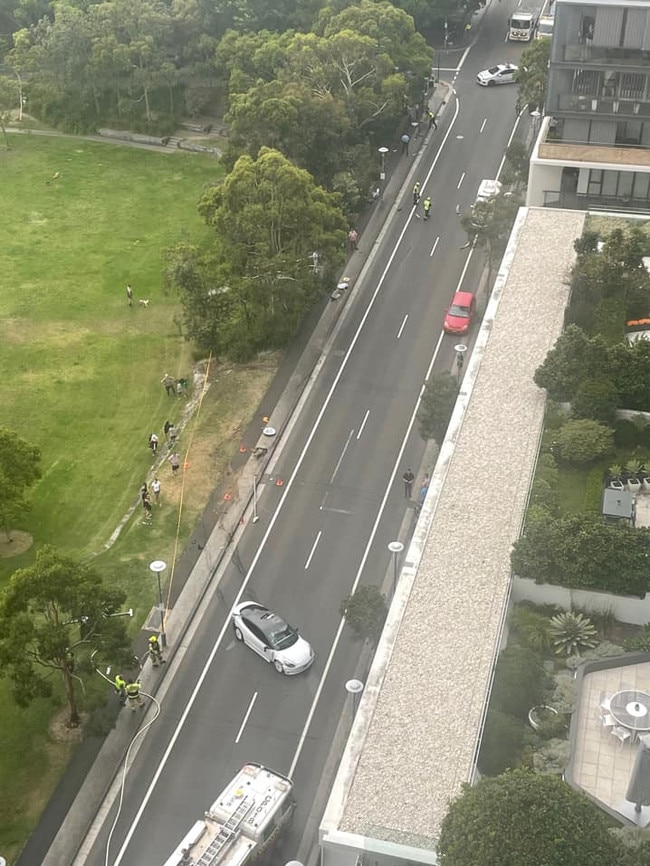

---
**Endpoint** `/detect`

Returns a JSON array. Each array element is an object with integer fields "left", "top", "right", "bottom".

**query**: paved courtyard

[{"left": 572, "top": 661, "right": 650, "bottom": 823}]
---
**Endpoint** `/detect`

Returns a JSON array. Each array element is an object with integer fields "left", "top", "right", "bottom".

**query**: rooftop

[{"left": 320, "top": 208, "right": 587, "bottom": 862}]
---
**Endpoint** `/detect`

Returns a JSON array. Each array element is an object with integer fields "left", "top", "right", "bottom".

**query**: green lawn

[
  {"left": 0, "top": 135, "right": 234, "bottom": 862},
  {"left": 0, "top": 134, "right": 220, "bottom": 572}
]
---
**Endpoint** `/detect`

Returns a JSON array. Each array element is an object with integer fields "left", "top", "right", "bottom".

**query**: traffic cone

[{"left": 276, "top": 478, "right": 284, "bottom": 487}]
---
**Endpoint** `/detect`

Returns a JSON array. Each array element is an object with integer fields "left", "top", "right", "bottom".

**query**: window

[
  {"left": 620, "top": 72, "right": 645, "bottom": 100},
  {"left": 633, "top": 173, "right": 650, "bottom": 200},
  {"left": 618, "top": 172, "right": 634, "bottom": 198},
  {"left": 588, "top": 169, "right": 603, "bottom": 195},
  {"left": 572, "top": 68, "right": 599, "bottom": 95},
  {"left": 616, "top": 121, "right": 642, "bottom": 144}
]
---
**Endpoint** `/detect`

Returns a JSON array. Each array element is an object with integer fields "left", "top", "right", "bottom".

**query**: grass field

[{"left": 0, "top": 134, "right": 277, "bottom": 862}]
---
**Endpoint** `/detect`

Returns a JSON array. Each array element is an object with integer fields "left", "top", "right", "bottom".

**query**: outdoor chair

[
  {"left": 611, "top": 726, "right": 632, "bottom": 747},
  {"left": 601, "top": 713, "right": 616, "bottom": 729},
  {"left": 599, "top": 695, "right": 612, "bottom": 713}
]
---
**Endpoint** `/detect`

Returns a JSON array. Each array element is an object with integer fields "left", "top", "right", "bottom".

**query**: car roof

[
  {"left": 452, "top": 291, "right": 474, "bottom": 304},
  {"left": 241, "top": 603, "right": 286, "bottom": 630}
]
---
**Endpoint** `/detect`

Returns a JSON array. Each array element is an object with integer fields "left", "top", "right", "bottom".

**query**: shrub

[
  {"left": 553, "top": 419, "right": 614, "bottom": 464},
  {"left": 572, "top": 378, "right": 618, "bottom": 424},
  {"left": 549, "top": 612, "right": 598, "bottom": 655},
  {"left": 490, "top": 646, "right": 548, "bottom": 720},
  {"left": 477, "top": 710, "right": 528, "bottom": 776},
  {"left": 339, "top": 584, "right": 388, "bottom": 644},
  {"left": 614, "top": 418, "right": 640, "bottom": 449},
  {"left": 624, "top": 624, "right": 650, "bottom": 652},
  {"left": 511, "top": 606, "right": 552, "bottom": 652}
]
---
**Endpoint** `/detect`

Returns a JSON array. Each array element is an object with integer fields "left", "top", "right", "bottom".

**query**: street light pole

[
  {"left": 149, "top": 560, "right": 167, "bottom": 647},
  {"left": 388, "top": 541, "right": 404, "bottom": 598},
  {"left": 454, "top": 343, "right": 468, "bottom": 383}
]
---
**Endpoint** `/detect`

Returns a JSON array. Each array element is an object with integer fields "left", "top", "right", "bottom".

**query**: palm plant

[{"left": 549, "top": 612, "right": 598, "bottom": 656}]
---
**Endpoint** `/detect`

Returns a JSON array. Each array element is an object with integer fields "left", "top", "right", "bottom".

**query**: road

[{"left": 80, "top": 5, "right": 524, "bottom": 865}]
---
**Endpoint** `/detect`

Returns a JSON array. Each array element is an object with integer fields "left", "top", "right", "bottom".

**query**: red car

[{"left": 443, "top": 291, "right": 476, "bottom": 335}]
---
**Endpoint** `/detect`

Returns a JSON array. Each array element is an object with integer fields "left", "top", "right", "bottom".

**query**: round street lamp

[
  {"left": 378, "top": 145, "right": 389, "bottom": 181},
  {"left": 149, "top": 560, "right": 167, "bottom": 648},
  {"left": 388, "top": 541, "right": 404, "bottom": 597}
]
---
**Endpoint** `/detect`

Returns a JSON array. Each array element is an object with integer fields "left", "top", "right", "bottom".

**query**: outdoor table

[{"left": 610, "top": 690, "right": 650, "bottom": 733}]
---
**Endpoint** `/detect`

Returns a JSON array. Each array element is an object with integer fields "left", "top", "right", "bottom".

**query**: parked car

[
  {"left": 443, "top": 291, "right": 476, "bottom": 335},
  {"left": 476, "top": 63, "right": 518, "bottom": 86},
  {"left": 232, "top": 601, "right": 314, "bottom": 675}
]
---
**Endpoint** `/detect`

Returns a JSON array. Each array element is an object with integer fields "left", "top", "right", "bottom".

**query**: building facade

[{"left": 527, "top": 0, "right": 650, "bottom": 211}]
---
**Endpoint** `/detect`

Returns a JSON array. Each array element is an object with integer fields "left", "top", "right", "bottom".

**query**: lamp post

[
  {"left": 345, "top": 678, "right": 364, "bottom": 714},
  {"left": 454, "top": 343, "right": 467, "bottom": 382},
  {"left": 378, "top": 145, "right": 389, "bottom": 181},
  {"left": 149, "top": 560, "right": 167, "bottom": 647},
  {"left": 530, "top": 108, "right": 542, "bottom": 141},
  {"left": 388, "top": 541, "right": 404, "bottom": 597}
]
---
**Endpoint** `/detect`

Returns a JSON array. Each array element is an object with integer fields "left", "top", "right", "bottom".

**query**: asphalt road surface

[{"left": 80, "top": 5, "right": 526, "bottom": 865}]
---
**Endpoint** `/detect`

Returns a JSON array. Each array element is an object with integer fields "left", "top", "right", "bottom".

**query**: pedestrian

[
  {"left": 115, "top": 673, "right": 127, "bottom": 706},
  {"left": 125, "top": 679, "right": 145, "bottom": 712},
  {"left": 163, "top": 420, "right": 173, "bottom": 442},
  {"left": 403, "top": 468, "right": 415, "bottom": 499},
  {"left": 428, "top": 110, "right": 438, "bottom": 130},
  {"left": 413, "top": 182, "right": 420, "bottom": 205},
  {"left": 168, "top": 424, "right": 177, "bottom": 446},
  {"left": 423, "top": 197, "right": 432, "bottom": 220},
  {"left": 142, "top": 494, "right": 153, "bottom": 523},
  {"left": 419, "top": 474, "right": 430, "bottom": 505},
  {"left": 149, "top": 433, "right": 159, "bottom": 455},
  {"left": 140, "top": 482, "right": 148, "bottom": 502},
  {"left": 169, "top": 452, "right": 180, "bottom": 477},
  {"left": 148, "top": 634, "right": 165, "bottom": 667},
  {"left": 126, "top": 284, "right": 134, "bottom": 307},
  {"left": 400, "top": 132, "right": 410, "bottom": 155},
  {"left": 161, "top": 373, "right": 175, "bottom": 397},
  {"left": 347, "top": 229, "right": 358, "bottom": 252},
  {"left": 152, "top": 477, "right": 161, "bottom": 506}
]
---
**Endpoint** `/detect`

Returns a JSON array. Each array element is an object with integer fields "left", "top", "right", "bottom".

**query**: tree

[
  {"left": 339, "top": 584, "right": 388, "bottom": 644},
  {"left": 0, "top": 73, "right": 18, "bottom": 148},
  {"left": 460, "top": 192, "right": 521, "bottom": 273},
  {"left": 490, "top": 646, "right": 547, "bottom": 721},
  {"left": 0, "top": 546, "right": 133, "bottom": 726},
  {"left": 572, "top": 377, "right": 619, "bottom": 424},
  {"left": 437, "top": 770, "right": 622, "bottom": 866},
  {"left": 534, "top": 325, "right": 609, "bottom": 402},
  {"left": 0, "top": 426, "right": 41, "bottom": 541},
  {"left": 516, "top": 38, "right": 551, "bottom": 111},
  {"left": 553, "top": 418, "right": 614, "bottom": 464},
  {"left": 477, "top": 710, "right": 528, "bottom": 777},
  {"left": 417, "top": 372, "right": 459, "bottom": 443}
]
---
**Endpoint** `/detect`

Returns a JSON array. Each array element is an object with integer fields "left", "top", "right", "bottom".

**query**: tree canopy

[
  {"left": 417, "top": 372, "right": 459, "bottom": 443},
  {"left": 438, "top": 770, "right": 621, "bottom": 866},
  {"left": 0, "top": 546, "right": 133, "bottom": 726},
  {"left": 516, "top": 38, "right": 550, "bottom": 111},
  {"left": 0, "top": 426, "right": 41, "bottom": 540}
]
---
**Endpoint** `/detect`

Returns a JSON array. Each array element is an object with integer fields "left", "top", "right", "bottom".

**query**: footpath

[{"left": 17, "top": 80, "right": 454, "bottom": 866}]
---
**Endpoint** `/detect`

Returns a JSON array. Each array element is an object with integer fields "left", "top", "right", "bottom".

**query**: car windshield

[
  {"left": 538, "top": 23, "right": 553, "bottom": 34},
  {"left": 259, "top": 613, "right": 298, "bottom": 650},
  {"left": 449, "top": 304, "right": 470, "bottom": 317}
]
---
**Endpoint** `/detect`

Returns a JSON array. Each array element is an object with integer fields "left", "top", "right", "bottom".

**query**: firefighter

[
  {"left": 115, "top": 673, "right": 127, "bottom": 706},
  {"left": 423, "top": 197, "right": 432, "bottom": 220},
  {"left": 148, "top": 634, "right": 165, "bottom": 667},
  {"left": 125, "top": 679, "right": 144, "bottom": 712},
  {"left": 413, "top": 182, "right": 420, "bottom": 205}
]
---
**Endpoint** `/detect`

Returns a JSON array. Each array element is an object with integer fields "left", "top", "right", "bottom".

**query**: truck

[
  {"left": 508, "top": 11, "right": 537, "bottom": 41},
  {"left": 163, "top": 764, "right": 296, "bottom": 866},
  {"left": 536, "top": 14, "right": 555, "bottom": 38}
]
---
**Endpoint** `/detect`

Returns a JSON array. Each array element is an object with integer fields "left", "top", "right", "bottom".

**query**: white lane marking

[
  {"left": 430, "top": 236, "right": 440, "bottom": 258},
  {"left": 320, "top": 507, "right": 353, "bottom": 515},
  {"left": 329, "top": 429, "right": 354, "bottom": 485},
  {"left": 396, "top": 314, "right": 409, "bottom": 340},
  {"left": 234, "top": 692, "right": 258, "bottom": 744},
  {"left": 356, "top": 409, "right": 370, "bottom": 441},
  {"left": 304, "top": 531, "right": 322, "bottom": 570},
  {"left": 288, "top": 326, "right": 446, "bottom": 779},
  {"left": 110, "top": 95, "right": 462, "bottom": 866},
  {"left": 480, "top": 117, "right": 487, "bottom": 133},
  {"left": 457, "top": 171, "right": 466, "bottom": 189},
  {"left": 496, "top": 112, "right": 524, "bottom": 180}
]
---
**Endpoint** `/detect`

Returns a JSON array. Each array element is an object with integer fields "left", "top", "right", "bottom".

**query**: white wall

[
  {"left": 526, "top": 160, "right": 563, "bottom": 207},
  {"left": 512, "top": 575, "right": 650, "bottom": 625}
]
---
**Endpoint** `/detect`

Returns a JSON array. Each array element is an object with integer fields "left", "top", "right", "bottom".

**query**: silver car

[
  {"left": 232, "top": 601, "right": 315, "bottom": 675},
  {"left": 476, "top": 63, "right": 518, "bottom": 86}
]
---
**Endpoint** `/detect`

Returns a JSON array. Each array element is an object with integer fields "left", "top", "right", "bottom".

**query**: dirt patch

[
  {"left": 0, "top": 529, "right": 34, "bottom": 558},
  {"left": 48, "top": 707, "right": 87, "bottom": 741}
]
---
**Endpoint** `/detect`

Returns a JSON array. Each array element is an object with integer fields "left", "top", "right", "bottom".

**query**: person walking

[
  {"left": 149, "top": 433, "right": 159, "bottom": 455},
  {"left": 400, "top": 132, "right": 410, "bottom": 155},
  {"left": 148, "top": 635, "right": 165, "bottom": 667},
  {"left": 163, "top": 420, "right": 173, "bottom": 442},
  {"left": 140, "top": 482, "right": 148, "bottom": 502},
  {"left": 428, "top": 110, "right": 438, "bottom": 130},
  {"left": 169, "top": 452, "right": 180, "bottom": 477},
  {"left": 402, "top": 468, "right": 415, "bottom": 499},
  {"left": 125, "top": 679, "right": 144, "bottom": 712},
  {"left": 413, "top": 183, "right": 420, "bottom": 205},
  {"left": 151, "top": 477, "right": 161, "bottom": 506},
  {"left": 161, "top": 374, "right": 175, "bottom": 397},
  {"left": 126, "top": 284, "right": 134, "bottom": 307},
  {"left": 142, "top": 494, "right": 153, "bottom": 524},
  {"left": 423, "top": 197, "right": 432, "bottom": 220},
  {"left": 347, "top": 229, "right": 358, "bottom": 253},
  {"left": 115, "top": 673, "right": 127, "bottom": 706}
]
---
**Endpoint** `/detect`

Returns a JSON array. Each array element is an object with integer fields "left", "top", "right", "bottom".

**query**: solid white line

[
  {"left": 430, "top": 236, "right": 440, "bottom": 258},
  {"left": 457, "top": 171, "right": 466, "bottom": 189},
  {"left": 496, "top": 112, "right": 523, "bottom": 180},
  {"left": 329, "top": 429, "right": 354, "bottom": 485},
  {"left": 234, "top": 692, "right": 258, "bottom": 744},
  {"left": 356, "top": 409, "right": 370, "bottom": 441},
  {"left": 396, "top": 314, "right": 409, "bottom": 339},
  {"left": 480, "top": 117, "right": 487, "bottom": 133},
  {"left": 304, "top": 531, "right": 322, "bottom": 570},
  {"left": 110, "top": 95, "right": 462, "bottom": 866},
  {"left": 320, "top": 507, "right": 353, "bottom": 515},
  {"left": 288, "top": 327, "right": 446, "bottom": 779}
]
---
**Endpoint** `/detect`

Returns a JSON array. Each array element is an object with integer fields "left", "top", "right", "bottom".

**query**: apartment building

[{"left": 527, "top": 0, "right": 650, "bottom": 211}]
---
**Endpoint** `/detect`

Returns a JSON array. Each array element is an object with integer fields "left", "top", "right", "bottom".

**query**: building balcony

[
  {"left": 553, "top": 93, "right": 649, "bottom": 119},
  {"left": 556, "top": 44, "right": 650, "bottom": 70},
  {"left": 542, "top": 188, "right": 650, "bottom": 212},
  {"left": 538, "top": 138, "right": 650, "bottom": 168}
]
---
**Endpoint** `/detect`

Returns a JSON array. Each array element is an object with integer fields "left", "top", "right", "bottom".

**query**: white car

[
  {"left": 232, "top": 601, "right": 315, "bottom": 675},
  {"left": 476, "top": 64, "right": 518, "bottom": 86}
]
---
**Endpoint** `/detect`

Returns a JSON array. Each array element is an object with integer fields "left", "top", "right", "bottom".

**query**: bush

[
  {"left": 624, "top": 624, "right": 650, "bottom": 652},
  {"left": 572, "top": 378, "right": 619, "bottom": 424},
  {"left": 554, "top": 419, "right": 614, "bottom": 464},
  {"left": 614, "top": 418, "right": 640, "bottom": 449},
  {"left": 490, "top": 646, "right": 548, "bottom": 720},
  {"left": 477, "top": 710, "right": 528, "bottom": 776},
  {"left": 339, "top": 584, "right": 388, "bottom": 644}
]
